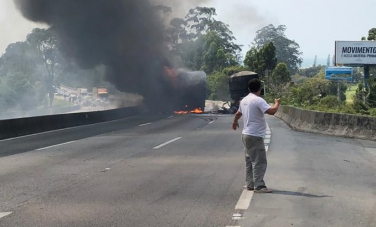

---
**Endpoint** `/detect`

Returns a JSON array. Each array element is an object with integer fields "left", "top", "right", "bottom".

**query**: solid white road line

[
  {"left": 208, "top": 121, "right": 214, "bottom": 124},
  {"left": 153, "top": 137, "right": 182, "bottom": 150},
  {"left": 139, "top": 123, "right": 152, "bottom": 127},
  {"left": 36, "top": 141, "right": 76, "bottom": 151},
  {"left": 0, "top": 212, "right": 12, "bottom": 219},
  {"left": 167, "top": 116, "right": 173, "bottom": 119},
  {"left": 0, "top": 116, "right": 136, "bottom": 142},
  {"left": 235, "top": 189, "right": 254, "bottom": 210},
  {"left": 230, "top": 122, "right": 271, "bottom": 225}
]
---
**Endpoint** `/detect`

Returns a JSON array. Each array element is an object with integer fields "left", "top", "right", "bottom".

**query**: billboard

[
  {"left": 335, "top": 41, "right": 376, "bottom": 65},
  {"left": 325, "top": 67, "right": 353, "bottom": 82}
]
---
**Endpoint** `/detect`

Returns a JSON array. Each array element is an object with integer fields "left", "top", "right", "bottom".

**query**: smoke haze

[
  {"left": 13, "top": 0, "right": 266, "bottom": 111},
  {"left": 13, "top": 0, "right": 183, "bottom": 111}
]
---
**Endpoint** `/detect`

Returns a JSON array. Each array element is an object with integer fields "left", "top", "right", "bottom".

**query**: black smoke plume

[{"left": 14, "top": 0, "right": 206, "bottom": 112}]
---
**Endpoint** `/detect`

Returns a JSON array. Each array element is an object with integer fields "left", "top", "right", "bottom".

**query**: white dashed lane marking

[
  {"left": 153, "top": 137, "right": 182, "bottom": 149},
  {"left": 265, "top": 123, "right": 271, "bottom": 153},
  {"left": 0, "top": 212, "right": 12, "bottom": 219},
  {"left": 139, "top": 123, "right": 152, "bottom": 127},
  {"left": 230, "top": 123, "right": 271, "bottom": 226},
  {"left": 232, "top": 213, "right": 243, "bottom": 220},
  {"left": 36, "top": 141, "right": 76, "bottom": 151}
]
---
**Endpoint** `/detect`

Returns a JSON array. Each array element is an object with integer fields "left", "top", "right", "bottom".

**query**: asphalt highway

[{"left": 0, "top": 114, "right": 375, "bottom": 227}]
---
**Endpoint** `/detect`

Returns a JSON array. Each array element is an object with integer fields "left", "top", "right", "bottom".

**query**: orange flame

[
  {"left": 190, "top": 108, "right": 203, "bottom": 114},
  {"left": 174, "top": 108, "right": 203, "bottom": 115}
]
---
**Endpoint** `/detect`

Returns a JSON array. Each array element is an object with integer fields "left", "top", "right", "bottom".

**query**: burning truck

[{"left": 169, "top": 69, "right": 206, "bottom": 114}]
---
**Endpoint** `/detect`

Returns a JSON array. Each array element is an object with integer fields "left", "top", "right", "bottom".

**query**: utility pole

[{"left": 363, "top": 65, "right": 370, "bottom": 104}]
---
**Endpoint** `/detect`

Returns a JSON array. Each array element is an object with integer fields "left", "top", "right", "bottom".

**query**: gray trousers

[{"left": 242, "top": 134, "right": 267, "bottom": 189}]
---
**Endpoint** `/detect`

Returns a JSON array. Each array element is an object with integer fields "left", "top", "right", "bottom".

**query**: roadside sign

[
  {"left": 325, "top": 67, "right": 353, "bottom": 82},
  {"left": 335, "top": 41, "right": 376, "bottom": 65}
]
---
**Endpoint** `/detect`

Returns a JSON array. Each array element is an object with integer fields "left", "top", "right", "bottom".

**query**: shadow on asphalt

[{"left": 272, "top": 190, "right": 333, "bottom": 198}]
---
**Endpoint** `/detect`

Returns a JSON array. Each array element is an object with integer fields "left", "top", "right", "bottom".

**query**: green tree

[
  {"left": 313, "top": 55, "right": 317, "bottom": 67},
  {"left": 0, "top": 42, "right": 40, "bottom": 112},
  {"left": 272, "top": 62, "right": 291, "bottom": 84},
  {"left": 318, "top": 95, "right": 342, "bottom": 109},
  {"left": 366, "top": 28, "right": 376, "bottom": 40},
  {"left": 244, "top": 42, "right": 277, "bottom": 77},
  {"left": 298, "top": 65, "right": 324, "bottom": 78},
  {"left": 27, "top": 28, "right": 59, "bottom": 107},
  {"left": 169, "top": 7, "right": 242, "bottom": 74},
  {"left": 244, "top": 47, "right": 258, "bottom": 72},
  {"left": 359, "top": 78, "right": 376, "bottom": 108},
  {"left": 206, "top": 71, "right": 230, "bottom": 100},
  {"left": 362, "top": 28, "right": 376, "bottom": 77},
  {"left": 222, "top": 65, "right": 250, "bottom": 77},
  {"left": 327, "top": 82, "right": 347, "bottom": 102},
  {"left": 253, "top": 24, "right": 303, "bottom": 74},
  {"left": 290, "top": 75, "right": 330, "bottom": 107},
  {"left": 200, "top": 31, "right": 239, "bottom": 73},
  {"left": 269, "top": 62, "right": 291, "bottom": 98},
  {"left": 352, "top": 67, "right": 363, "bottom": 83},
  {"left": 0, "top": 42, "right": 37, "bottom": 78},
  {"left": 2, "top": 71, "right": 37, "bottom": 111}
]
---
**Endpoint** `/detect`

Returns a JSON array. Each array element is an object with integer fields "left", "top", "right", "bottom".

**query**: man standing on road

[{"left": 232, "top": 79, "right": 281, "bottom": 193}]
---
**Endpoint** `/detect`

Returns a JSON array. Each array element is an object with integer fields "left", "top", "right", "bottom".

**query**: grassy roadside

[
  {"left": 52, "top": 98, "right": 74, "bottom": 108},
  {"left": 36, "top": 98, "right": 74, "bottom": 110},
  {"left": 346, "top": 84, "right": 358, "bottom": 104}
]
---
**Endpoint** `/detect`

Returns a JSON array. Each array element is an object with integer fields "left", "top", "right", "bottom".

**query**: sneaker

[
  {"left": 243, "top": 185, "right": 254, "bottom": 191},
  {"left": 254, "top": 187, "right": 273, "bottom": 193}
]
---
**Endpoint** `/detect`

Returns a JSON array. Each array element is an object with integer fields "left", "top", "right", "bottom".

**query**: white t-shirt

[{"left": 238, "top": 93, "right": 271, "bottom": 137}]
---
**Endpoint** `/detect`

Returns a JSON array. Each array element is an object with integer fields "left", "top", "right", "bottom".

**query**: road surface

[{"left": 0, "top": 114, "right": 375, "bottom": 226}]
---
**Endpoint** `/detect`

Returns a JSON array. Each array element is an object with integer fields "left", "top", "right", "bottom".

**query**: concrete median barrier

[
  {"left": 0, "top": 106, "right": 143, "bottom": 140},
  {"left": 275, "top": 106, "right": 376, "bottom": 140}
]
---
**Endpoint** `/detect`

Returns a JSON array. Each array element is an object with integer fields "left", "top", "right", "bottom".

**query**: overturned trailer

[{"left": 221, "top": 71, "right": 262, "bottom": 114}]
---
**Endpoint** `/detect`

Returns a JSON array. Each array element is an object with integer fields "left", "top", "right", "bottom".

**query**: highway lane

[
  {"left": 0, "top": 114, "right": 375, "bottom": 226},
  {"left": 0, "top": 113, "right": 170, "bottom": 157},
  {"left": 0, "top": 113, "right": 246, "bottom": 226},
  {"left": 240, "top": 116, "right": 376, "bottom": 227}
]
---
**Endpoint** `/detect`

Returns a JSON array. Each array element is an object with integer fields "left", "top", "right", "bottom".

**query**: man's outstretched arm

[
  {"left": 232, "top": 111, "right": 242, "bottom": 130},
  {"left": 265, "top": 98, "right": 281, "bottom": 115}
]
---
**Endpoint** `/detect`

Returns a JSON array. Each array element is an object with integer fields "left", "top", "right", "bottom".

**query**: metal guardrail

[{"left": 0, "top": 106, "right": 143, "bottom": 140}]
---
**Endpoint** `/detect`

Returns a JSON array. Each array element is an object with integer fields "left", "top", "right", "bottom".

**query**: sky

[{"left": 0, "top": 0, "right": 375, "bottom": 67}]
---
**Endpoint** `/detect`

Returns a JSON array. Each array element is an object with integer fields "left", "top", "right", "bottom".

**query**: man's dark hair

[{"left": 248, "top": 78, "right": 262, "bottom": 93}]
